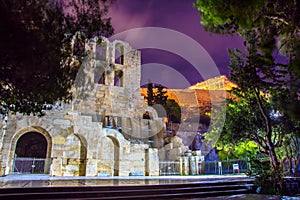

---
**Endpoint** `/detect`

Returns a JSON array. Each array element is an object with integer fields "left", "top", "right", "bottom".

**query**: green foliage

[
  {"left": 194, "top": 0, "right": 300, "bottom": 119},
  {"left": 217, "top": 141, "right": 258, "bottom": 160},
  {"left": 250, "top": 161, "right": 284, "bottom": 195},
  {"left": 0, "top": 0, "right": 114, "bottom": 115},
  {"left": 146, "top": 81, "right": 155, "bottom": 106},
  {"left": 146, "top": 82, "right": 181, "bottom": 123},
  {"left": 194, "top": 0, "right": 300, "bottom": 193},
  {"left": 194, "top": 0, "right": 266, "bottom": 34},
  {"left": 165, "top": 99, "right": 181, "bottom": 123},
  {"left": 154, "top": 85, "right": 168, "bottom": 106},
  {"left": 219, "top": 86, "right": 297, "bottom": 193},
  {"left": 146, "top": 82, "right": 168, "bottom": 106}
]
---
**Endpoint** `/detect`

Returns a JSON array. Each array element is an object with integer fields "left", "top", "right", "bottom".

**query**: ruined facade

[
  {"left": 0, "top": 37, "right": 165, "bottom": 176},
  {"left": 140, "top": 76, "right": 235, "bottom": 162}
]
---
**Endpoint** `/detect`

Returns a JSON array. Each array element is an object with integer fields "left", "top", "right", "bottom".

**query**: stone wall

[{"left": 0, "top": 37, "right": 163, "bottom": 177}]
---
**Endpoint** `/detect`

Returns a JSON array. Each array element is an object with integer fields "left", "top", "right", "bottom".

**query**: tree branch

[
  {"left": 253, "top": 87, "right": 272, "bottom": 140},
  {"left": 264, "top": 15, "right": 289, "bottom": 25}
]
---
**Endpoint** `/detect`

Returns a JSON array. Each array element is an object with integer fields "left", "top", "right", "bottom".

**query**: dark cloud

[{"left": 108, "top": 0, "right": 244, "bottom": 87}]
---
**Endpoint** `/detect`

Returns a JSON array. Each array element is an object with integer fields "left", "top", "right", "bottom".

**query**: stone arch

[
  {"left": 97, "top": 135, "right": 120, "bottom": 176},
  {"left": 71, "top": 33, "right": 85, "bottom": 58},
  {"left": 9, "top": 126, "right": 52, "bottom": 174},
  {"left": 97, "top": 68, "right": 106, "bottom": 85},
  {"left": 106, "top": 135, "right": 120, "bottom": 176},
  {"left": 98, "top": 129, "right": 129, "bottom": 176},
  {"left": 76, "top": 134, "right": 88, "bottom": 176},
  {"left": 105, "top": 129, "right": 129, "bottom": 149},
  {"left": 143, "top": 111, "right": 152, "bottom": 119},
  {"left": 63, "top": 134, "right": 87, "bottom": 176},
  {"left": 142, "top": 106, "right": 159, "bottom": 119},
  {"left": 114, "top": 70, "right": 124, "bottom": 87},
  {"left": 96, "top": 39, "right": 107, "bottom": 61},
  {"left": 15, "top": 132, "right": 47, "bottom": 158}
]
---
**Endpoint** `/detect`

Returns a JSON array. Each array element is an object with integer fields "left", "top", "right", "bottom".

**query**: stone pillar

[
  {"left": 85, "top": 159, "right": 98, "bottom": 176},
  {"left": 198, "top": 156, "right": 205, "bottom": 174},
  {"left": 0, "top": 128, "right": 6, "bottom": 176},
  {"left": 179, "top": 157, "right": 183, "bottom": 175},
  {"left": 50, "top": 158, "right": 63, "bottom": 176},
  {"left": 189, "top": 156, "right": 200, "bottom": 175},
  {"left": 145, "top": 148, "right": 159, "bottom": 176},
  {"left": 194, "top": 156, "right": 200, "bottom": 175},
  {"left": 182, "top": 156, "right": 189, "bottom": 175}
]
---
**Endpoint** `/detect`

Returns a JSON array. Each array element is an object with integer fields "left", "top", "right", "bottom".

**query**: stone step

[
  {"left": 0, "top": 184, "right": 253, "bottom": 197},
  {"left": 0, "top": 178, "right": 254, "bottom": 194},
  {"left": 0, "top": 179, "right": 254, "bottom": 199},
  {"left": 74, "top": 189, "right": 252, "bottom": 200}
]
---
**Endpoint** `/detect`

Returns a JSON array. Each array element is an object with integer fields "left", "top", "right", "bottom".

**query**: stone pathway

[{"left": 0, "top": 174, "right": 250, "bottom": 188}]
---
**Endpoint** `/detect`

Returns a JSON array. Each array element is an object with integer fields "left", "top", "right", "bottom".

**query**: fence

[
  {"left": 159, "top": 159, "right": 251, "bottom": 176},
  {"left": 12, "top": 157, "right": 51, "bottom": 174},
  {"left": 205, "top": 159, "right": 250, "bottom": 174},
  {"left": 159, "top": 161, "right": 181, "bottom": 176}
]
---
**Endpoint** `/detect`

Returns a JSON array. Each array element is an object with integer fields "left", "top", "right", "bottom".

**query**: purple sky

[{"left": 108, "top": 0, "right": 244, "bottom": 88}]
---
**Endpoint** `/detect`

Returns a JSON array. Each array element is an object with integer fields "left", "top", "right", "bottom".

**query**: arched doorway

[
  {"left": 13, "top": 132, "right": 48, "bottom": 174},
  {"left": 108, "top": 136, "right": 120, "bottom": 176},
  {"left": 63, "top": 134, "right": 87, "bottom": 176},
  {"left": 97, "top": 136, "right": 120, "bottom": 176}
]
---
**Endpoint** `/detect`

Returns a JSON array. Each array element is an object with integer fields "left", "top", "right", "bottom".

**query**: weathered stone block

[
  {"left": 169, "top": 147, "right": 184, "bottom": 161},
  {"left": 164, "top": 143, "right": 173, "bottom": 151},
  {"left": 170, "top": 136, "right": 183, "bottom": 148},
  {"left": 0, "top": 37, "right": 165, "bottom": 177}
]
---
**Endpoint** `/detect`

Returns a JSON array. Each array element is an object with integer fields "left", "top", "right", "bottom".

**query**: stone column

[
  {"left": 182, "top": 156, "right": 189, "bottom": 175},
  {"left": 189, "top": 156, "right": 198, "bottom": 175},
  {"left": 145, "top": 148, "right": 159, "bottom": 176},
  {"left": 179, "top": 157, "right": 183, "bottom": 175},
  {"left": 85, "top": 159, "right": 98, "bottom": 176},
  {"left": 0, "top": 128, "right": 6, "bottom": 176},
  {"left": 50, "top": 158, "right": 63, "bottom": 176},
  {"left": 198, "top": 156, "right": 205, "bottom": 174},
  {"left": 195, "top": 156, "right": 200, "bottom": 175}
]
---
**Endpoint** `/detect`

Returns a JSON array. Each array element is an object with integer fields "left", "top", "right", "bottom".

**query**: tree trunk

[
  {"left": 268, "top": 144, "right": 283, "bottom": 193},
  {"left": 289, "top": 157, "right": 293, "bottom": 175},
  {"left": 295, "top": 157, "right": 300, "bottom": 177}
]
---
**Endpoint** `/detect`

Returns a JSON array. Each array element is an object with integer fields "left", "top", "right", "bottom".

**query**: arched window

[
  {"left": 143, "top": 111, "right": 151, "bottom": 119},
  {"left": 98, "top": 71, "right": 106, "bottom": 84},
  {"left": 114, "top": 70, "right": 123, "bottom": 87},
  {"left": 96, "top": 43, "right": 106, "bottom": 61},
  {"left": 13, "top": 132, "right": 47, "bottom": 173},
  {"left": 115, "top": 43, "right": 124, "bottom": 65},
  {"left": 73, "top": 39, "right": 85, "bottom": 58}
]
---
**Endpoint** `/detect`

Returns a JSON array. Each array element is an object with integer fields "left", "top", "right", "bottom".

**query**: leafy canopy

[{"left": 0, "top": 0, "right": 114, "bottom": 115}]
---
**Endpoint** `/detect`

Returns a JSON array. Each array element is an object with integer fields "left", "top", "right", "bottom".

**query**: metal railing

[
  {"left": 159, "top": 159, "right": 251, "bottom": 176},
  {"left": 205, "top": 159, "right": 250, "bottom": 175},
  {"left": 159, "top": 161, "right": 181, "bottom": 176},
  {"left": 12, "top": 157, "right": 51, "bottom": 174}
]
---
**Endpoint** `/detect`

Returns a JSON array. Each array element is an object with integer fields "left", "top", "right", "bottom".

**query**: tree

[
  {"left": 194, "top": 0, "right": 300, "bottom": 193},
  {"left": 217, "top": 141, "right": 258, "bottom": 160},
  {"left": 146, "top": 82, "right": 168, "bottom": 107},
  {"left": 221, "top": 86, "right": 299, "bottom": 192},
  {"left": 146, "top": 81, "right": 155, "bottom": 106},
  {"left": 194, "top": 0, "right": 300, "bottom": 119},
  {"left": 154, "top": 85, "right": 168, "bottom": 105},
  {"left": 0, "top": 0, "right": 114, "bottom": 115},
  {"left": 165, "top": 99, "right": 181, "bottom": 123},
  {"left": 193, "top": 0, "right": 299, "bottom": 45},
  {"left": 146, "top": 82, "right": 181, "bottom": 123},
  {"left": 227, "top": 33, "right": 299, "bottom": 191}
]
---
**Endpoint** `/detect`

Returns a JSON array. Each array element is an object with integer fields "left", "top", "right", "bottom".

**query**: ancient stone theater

[{"left": 0, "top": 37, "right": 166, "bottom": 176}]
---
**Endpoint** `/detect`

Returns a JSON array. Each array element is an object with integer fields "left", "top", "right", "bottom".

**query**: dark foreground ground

[
  {"left": 0, "top": 174, "right": 299, "bottom": 199},
  {"left": 196, "top": 194, "right": 300, "bottom": 200}
]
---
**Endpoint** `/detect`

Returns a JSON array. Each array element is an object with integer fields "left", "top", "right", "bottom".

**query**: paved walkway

[{"left": 0, "top": 174, "right": 251, "bottom": 188}]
